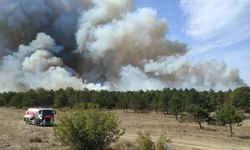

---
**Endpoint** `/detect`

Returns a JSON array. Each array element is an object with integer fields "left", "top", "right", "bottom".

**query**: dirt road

[{"left": 0, "top": 107, "right": 250, "bottom": 150}]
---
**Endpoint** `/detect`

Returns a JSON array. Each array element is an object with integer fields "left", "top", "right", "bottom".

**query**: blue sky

[{"left": 136, "top": 0, "right": 250, "bottom": 86}]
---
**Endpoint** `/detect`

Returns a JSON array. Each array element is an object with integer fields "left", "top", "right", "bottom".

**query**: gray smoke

[
  {"left": 0, "top": 0, "right": 246, "bottom": 92},
  {"left": 143, "top": 56, "right": 245, "bottom": 91},
  {"left": 0, "top": 0, "right": 90, "bottom": 52},
  {"left": 76, "top": 7, "right": 187, "bottom": 83},
  {"left": 0, "top": 33, "right": 110, "bottom": 91}
]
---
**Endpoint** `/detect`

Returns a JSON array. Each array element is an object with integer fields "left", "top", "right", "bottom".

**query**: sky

[{"left": 136, "top": 0, "right": 250, "bottom": 86}]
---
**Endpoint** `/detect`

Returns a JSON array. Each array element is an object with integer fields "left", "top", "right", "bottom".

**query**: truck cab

[{"left": 24, "top": 108, "right": 56, "bottom": 126}]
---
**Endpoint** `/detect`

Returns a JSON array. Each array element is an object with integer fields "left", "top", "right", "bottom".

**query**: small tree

[
  {"left": 231, "top": 87, "right": 250, "bottom": 113},
  {"left": 186, "top": 104, "right": 209, "bottom": 129},
  {"left": 54, "top": 109, "right": 124, "bottom": 150},
  {"left": 136, "top": 132, "right": 155, "bottom": 150},
  {"left": 168, "top": 93, "right": 185, "bottom": 120},
  {"left": 53, "top": 90, "right": 68, "bottom": 107},
  {"left": 156, "top": 95, "right": 169, "bottom": 115},
  {"left": 214, "top": 104, "right": 245, "bottom": 136},
  {"left": 9, "top": 93, "right": 23, "bottom": 108},
  {"left": 0, "top": 94, "right": 6, "bottom": 106}
]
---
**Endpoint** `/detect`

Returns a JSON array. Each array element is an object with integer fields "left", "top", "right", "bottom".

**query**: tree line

[{"left": 0, "top": 87, "right": 249, "bottom": 113}]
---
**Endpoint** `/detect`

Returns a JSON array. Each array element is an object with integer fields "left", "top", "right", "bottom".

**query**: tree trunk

[
  {"left": 198, "top": 121, "right": 202, "bottom": 129},
  {"left": 229, "top": 123, "right": 233, "bottom": 136},
  {"left": 175, "top": 114, "right": 178, "bottom": 120}
]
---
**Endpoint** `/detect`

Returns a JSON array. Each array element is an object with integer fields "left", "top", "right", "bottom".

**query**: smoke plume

[{"left": 0, "top": 0, "right": 246, "bottom": 92}]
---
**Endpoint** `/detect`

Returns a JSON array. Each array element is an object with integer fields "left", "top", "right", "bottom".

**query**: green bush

[
  {"left": 53, "top": 109, "right": 124, "bottom": 150},
  {"left": 156, "top": 135, "right": 172, "bottom": 150},
  {"left": 136, "top": 132, "right": 172, "bottom": 150},
  {"left": 136, "top": 131, "right": 155, "bottom": 150}
]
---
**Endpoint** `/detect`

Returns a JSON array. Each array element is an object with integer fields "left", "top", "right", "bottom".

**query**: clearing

[{"left": 0, "top": 107, "right": 250, "bottom": 150}]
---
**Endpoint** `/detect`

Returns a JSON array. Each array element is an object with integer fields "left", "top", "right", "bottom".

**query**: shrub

[
  {"left": 136, "top": 132, "right": 172, "bottom": 150},
  {"left": 136, "top": 131, "right": 155, "bottom": 150},
  {"left": 156, "top": 135, "right": 172, "bottom": 150},
  {"left": 53, "top": 109, "right": 124, "bottom": 150}
]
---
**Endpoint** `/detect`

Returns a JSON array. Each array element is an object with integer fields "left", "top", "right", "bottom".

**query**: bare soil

[{"left": 0, "top": 107, "right": 250, "bottom": 150}]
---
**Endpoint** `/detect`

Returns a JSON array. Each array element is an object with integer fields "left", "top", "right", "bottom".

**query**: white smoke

[
  {"left": 76, "top": 0, "right": 133, "bottom": 54},
  {"left": 144, "top": 56, "right": 187, "bottom": 76},
  {"left": 0, "top": 0, "right": 246, "bottom": 92},
  {"left": 115, "top": 65, "right": 166, "bottom": 91}
]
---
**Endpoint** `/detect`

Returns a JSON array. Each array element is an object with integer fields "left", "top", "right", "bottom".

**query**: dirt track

[{"left": 0, "top": 107, "right": 250, "bottom": 150}]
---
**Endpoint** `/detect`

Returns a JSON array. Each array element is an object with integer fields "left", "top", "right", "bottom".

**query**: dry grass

[
  {"left": 113, "top": 110, "right": 250, "bottom": 150},
  {"left": 0, "top": 107, "right": 250, "bottom": 150},
  {"left": 110, "top": 139, "right": 135, "bottom": 150}
]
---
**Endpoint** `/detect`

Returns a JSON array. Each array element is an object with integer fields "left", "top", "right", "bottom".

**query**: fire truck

[{"left": 24, "top": 108, "right": 56, "bottom": 126}]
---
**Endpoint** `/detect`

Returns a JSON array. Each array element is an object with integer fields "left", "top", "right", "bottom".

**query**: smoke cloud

[
  {"left": 144, "top": 56, "right": 245, "bottom": 91},
  {"left": 0, "top": 33, "right": 109, "bottom": 91},
  {"left": 0, "top": 0, "right": 246, "bottom": 92}
]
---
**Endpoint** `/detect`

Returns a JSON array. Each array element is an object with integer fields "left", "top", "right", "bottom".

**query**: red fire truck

[{"left": 24, "top": 108, "right": 56, "bottom": 126}]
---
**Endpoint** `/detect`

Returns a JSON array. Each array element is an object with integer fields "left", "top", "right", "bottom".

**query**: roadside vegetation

[
  {"left": 54, "top": 107, "right": 124, "bottom": 150},
  {"left": 136, "top": 132, "right": 172, "bottom": 150}
]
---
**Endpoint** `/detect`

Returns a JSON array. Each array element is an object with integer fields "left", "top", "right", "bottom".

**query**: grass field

[{"left": 0, "top": 107, "right": 250, "bottom": 150}]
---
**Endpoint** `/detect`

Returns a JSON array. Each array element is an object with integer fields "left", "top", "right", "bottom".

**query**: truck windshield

[{"left": 42, "top": 110, "right": 54, "bottom": 115}]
